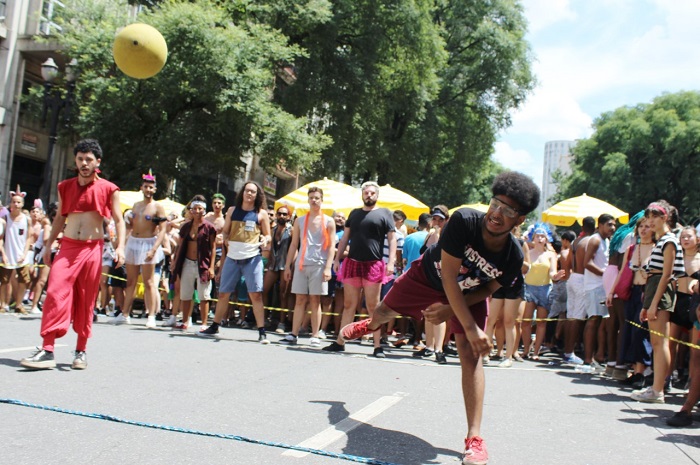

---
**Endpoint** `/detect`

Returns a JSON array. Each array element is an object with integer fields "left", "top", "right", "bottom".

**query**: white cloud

[
  {"left": 524, "top": 0, "right": 576, "bottom": 34},
  {"left": 493, "top": 141, "right": 540, "bottom": 186},
  {"left": 508, "top": 87, "right": 593, "bottom": 140}
]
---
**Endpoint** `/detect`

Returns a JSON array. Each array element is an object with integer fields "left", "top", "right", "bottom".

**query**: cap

[{"left": 431, "top": 207, "right": 446, "bottom": 219}]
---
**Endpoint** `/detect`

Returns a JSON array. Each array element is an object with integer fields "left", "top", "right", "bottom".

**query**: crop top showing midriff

[{"left": 525, "top": 261, "right": 551, "bottom": 286}]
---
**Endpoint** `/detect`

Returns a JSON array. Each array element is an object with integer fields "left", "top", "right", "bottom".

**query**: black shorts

[
  {"left": 492, "top": 276, "right": 524, "bottom": 300},
  {"left": 671, "top": 292, "right": 694, "bottom": 330},
  {"left": 108, "top": 263, "right": 127, "bottom": 289}
]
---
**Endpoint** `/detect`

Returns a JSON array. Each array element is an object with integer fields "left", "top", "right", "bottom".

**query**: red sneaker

[
  {"left": 340, "top": 319, "right": 372, "bottom": 342},
  {"left": 462, "top": 436, "right": 488, "bottom": 465}
]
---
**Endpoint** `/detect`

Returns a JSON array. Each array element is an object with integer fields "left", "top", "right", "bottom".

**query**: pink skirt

[{"left": 337, "top": 258, "right": 390, "bottom": 286}]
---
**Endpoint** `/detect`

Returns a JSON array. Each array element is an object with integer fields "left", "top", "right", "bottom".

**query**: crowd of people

[{"left": 2, "top": 138, "right": 699, "bottom": 464}]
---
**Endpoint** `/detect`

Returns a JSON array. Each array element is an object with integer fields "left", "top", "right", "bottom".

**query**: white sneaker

[
  {"left": 30, "top": 307, "right": 42, "bottom": 314},
  {"left": 318, "top": 329, "right": 327, "bottom": 339},
  {"left": 161, "top": 315, "right": 176, "bottom": 327},
  {"left": 498, "top": 358, "right": 513, "bottom": 368},
  {"left": 106, "top": 310, "right": 116, "bottom": 317},
  {"left": 631, "top": 386, "right": 665, "bottom": 403},
  {"left": 309, "top": 337, "right": 321, "bottom": 347},
  {"left": 113, "top": 314, "right": 130, "bottom": 325},
  {"left": 146, "top": 315, "right": 157, "bottom": 328}
]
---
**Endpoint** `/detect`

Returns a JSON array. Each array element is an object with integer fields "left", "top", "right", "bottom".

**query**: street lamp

[{"left": 38, "top": 57, "right": 78, "bottom": 204}]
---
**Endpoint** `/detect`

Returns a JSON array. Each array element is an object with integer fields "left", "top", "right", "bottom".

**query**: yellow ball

[{"left": 113, "top": 23, "right": 168, "bottom": 79}]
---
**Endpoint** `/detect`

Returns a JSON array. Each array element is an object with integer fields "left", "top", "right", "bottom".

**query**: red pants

[{"left": 40, "top": 237, "right": 103, "bottom": 352}]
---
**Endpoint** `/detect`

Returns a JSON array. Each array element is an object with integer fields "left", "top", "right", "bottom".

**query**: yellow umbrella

[
  {"left": 376, "top": 184, "right": 430, "bottom": 221},
  {"left": 449, "top": 203, "right": 489, "bottom": 215},
  {"left": 274, "top": 178, "right": 361, "bottom": 217},
  {"left": 118, "top": 190, "right": 143, "bottom": 212},
  {"left": 157, "top": 198, "right": 187, "bottom": 216},
  {"left": 542, "top": 194, "right": 629, "bottom": 226}
]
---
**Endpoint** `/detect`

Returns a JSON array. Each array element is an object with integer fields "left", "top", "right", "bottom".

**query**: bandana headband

[
  {"left": 646, "top": 202, "right": 667, "bottom": 216},
  {"left": 190, "top": 201, "right": 206, "bottom": 210}
]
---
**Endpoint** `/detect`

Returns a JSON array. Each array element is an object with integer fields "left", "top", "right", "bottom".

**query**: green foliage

[
  {"left": 560, "top": 91, "right": 700, "bottom": 223},
  {"left": 53, "top": 0, "right": 329, "bottom": 200},
  {"left": 273, "top": 0, "right": 533, "bottom": 207},
  {"left": 47, "top": 0, "right": 533, "bottom": 207}
]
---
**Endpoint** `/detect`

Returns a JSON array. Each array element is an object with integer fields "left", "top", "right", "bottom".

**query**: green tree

[
  {"left": 51, "top": 0, "right": 330, "bottom": 200},
  {"left": 560, "top": 91, "right": 700, "bottom": 223},
  {"left": 269, "top": 0, "right": 533, "bottom": 206}
]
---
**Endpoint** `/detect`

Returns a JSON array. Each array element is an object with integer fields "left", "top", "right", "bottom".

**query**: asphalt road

[{"left": 2, "top": 312, "right": 699, "bottom": 465}]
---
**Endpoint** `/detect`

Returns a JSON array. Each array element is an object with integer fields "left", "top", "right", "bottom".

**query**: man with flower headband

[
  {"left": 21, "top": 139, "right": 126, "bottom": 370},
  {"left": 115, "top": 169, "right": 167, "bottom": 329}
]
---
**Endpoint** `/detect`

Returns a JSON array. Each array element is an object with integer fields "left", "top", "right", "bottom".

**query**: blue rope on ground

[{"left": 0, "top": 398, "right": 401, "bottom": 465}]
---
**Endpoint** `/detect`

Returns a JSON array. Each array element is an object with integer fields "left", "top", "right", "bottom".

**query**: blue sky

[{"left": 494, "top": 0, "right": 700, "bottom": 188}]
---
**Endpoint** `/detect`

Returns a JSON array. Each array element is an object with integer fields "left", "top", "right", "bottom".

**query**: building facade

[
  {"left": 537, "top": 139, "right": 576, "bottom": 217},
  {"left": 0, "top": 1, "right": 304, "bottom": 210}
]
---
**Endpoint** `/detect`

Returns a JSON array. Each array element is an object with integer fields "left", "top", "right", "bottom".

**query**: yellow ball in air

[{"left": 113, "top": 23, "right": 168, "bottom": 79}]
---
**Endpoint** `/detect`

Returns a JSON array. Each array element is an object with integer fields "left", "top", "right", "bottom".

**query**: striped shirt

[{"left": 646, "top": 232, "right": 684, "bottom": 276}]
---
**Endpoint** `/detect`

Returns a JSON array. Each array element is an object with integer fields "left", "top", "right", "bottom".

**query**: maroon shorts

[{"left": 382, "top": 257, "right": 488, "bottom": 334}]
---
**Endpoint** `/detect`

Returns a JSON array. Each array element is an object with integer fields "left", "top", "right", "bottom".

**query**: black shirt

[
  {"left": 345, "top": 207, "right": 395, "bottom": 262},
  {"left": 421, "top": 208, "right": 523, "bottom": 292}
]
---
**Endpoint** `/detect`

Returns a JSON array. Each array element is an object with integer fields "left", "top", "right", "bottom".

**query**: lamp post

[{"left": 38, "top": 57, "right": 78, "bottom": 204}]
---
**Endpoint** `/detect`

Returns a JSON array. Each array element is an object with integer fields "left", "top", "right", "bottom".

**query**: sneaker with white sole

[
  {"left": 462, "top": 436, "right": 488, "bottom": 465},
  {"left": 562, "top": 353, "right": 584, "bottom": 365},
  {"left": 309, "top": 337, "right": 321, "bottom": 347},
  {"left": 146, "top": 315, "right": 157, "bottom": 328},
  {"left": 29, "top": 307, "right": 42, "bottom": 315},
  {"left": 72, "top": 351, "right": 87, "bottom": 370},
  {"left": 280, "top": 334, "right": 298, "bottom": 345},
  {"left": 631, "top": 386, "right": 665, "bottom": 403},
  {"left": 498, "top": 358, "right": 513, "bottom": 368},
  {"left": 113, "top": 314, "right": 130, "bottom": 325},
  {"left": 20, "top": 348, "right": 56, "bottom": 370},
  {"left": 161, "top": 315, "right": 176, "bottom": 327},
  {"left": 275, "top": 322, "right": 286, "bottom": 334},
  {"left": 318, "top": 330, "right": 327, "bottom": 339}
]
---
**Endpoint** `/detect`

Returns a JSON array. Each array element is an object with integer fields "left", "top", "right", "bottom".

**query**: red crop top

[{"left": 58, "top": 177, "right": 119, "bottom": 219}]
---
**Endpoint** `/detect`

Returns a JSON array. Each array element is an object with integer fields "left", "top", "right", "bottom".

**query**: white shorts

[
  {"left": 125, "top": 236, "right": 164, "bottom": 266},
  {"left": 566, "top": 273, "right": 586, "bottom": 320},
  {"left": 291, "top": 263, "right": 328, "bottom": 296},
  {"left": 584, "top": 286, "right": 609, "bottom": 318},
  {"left": 180, "top": 259, "right": 212, "bottom": 301}
]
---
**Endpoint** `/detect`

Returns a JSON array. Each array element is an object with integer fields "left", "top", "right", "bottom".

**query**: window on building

[
  {"left": 40, "top": 0, "right": 64, "bottom": 35},
  {"left": 0, "top": 0, "right": 7, "bottom": 19}
]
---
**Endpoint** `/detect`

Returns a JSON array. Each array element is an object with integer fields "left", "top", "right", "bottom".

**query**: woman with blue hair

[{"left": 521, "top": 223, "right": 565, "bottom": 359}]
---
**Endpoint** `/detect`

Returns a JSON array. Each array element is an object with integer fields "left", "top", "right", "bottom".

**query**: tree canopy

[
  {"left": 559, "top": 91, "right": 700, "bottom": 225},
  {"left": 53, "top": 0, "right": 330, "bottom": 197},
  {"left": 47, "top": 0, "right": 534, "bottom": 206}
]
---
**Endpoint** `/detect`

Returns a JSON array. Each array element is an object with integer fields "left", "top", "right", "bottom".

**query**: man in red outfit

[{"left": 21, "top": 139, "right": 125, "bottom": 370}]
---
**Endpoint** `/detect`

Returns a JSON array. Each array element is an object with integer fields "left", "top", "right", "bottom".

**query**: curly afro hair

[{"left": 491, "top": 171, "right": 540, "bottom": 215}]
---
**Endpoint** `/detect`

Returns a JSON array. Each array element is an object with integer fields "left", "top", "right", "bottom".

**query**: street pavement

[{"left": 2, "top": 312, "right": 700, "bottom": 465}]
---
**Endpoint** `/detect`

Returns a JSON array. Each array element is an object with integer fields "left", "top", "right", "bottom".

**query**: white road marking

[
  {"left": 282, "top": 391, "right": 409, "bottom": 458},
  {"left": 0, "top": 345, "right": 67, "bottom": 354}
]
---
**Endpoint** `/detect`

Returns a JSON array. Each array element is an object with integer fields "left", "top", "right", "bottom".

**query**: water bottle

[{"left": 108, "top": 298, "right": 116, "bottom": 312}]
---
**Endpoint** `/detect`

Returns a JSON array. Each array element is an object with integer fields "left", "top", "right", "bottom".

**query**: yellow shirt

[{"left": 525, "top": 261, "right": 551, "bottom": 286}]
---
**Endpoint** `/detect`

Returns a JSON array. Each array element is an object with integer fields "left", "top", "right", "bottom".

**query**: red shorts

[
  {"left": 383, "top": 257, "right": 487, "bottom": 334},
  {"left": 338, "top": 258, "right": 389, "bottom": 287}
]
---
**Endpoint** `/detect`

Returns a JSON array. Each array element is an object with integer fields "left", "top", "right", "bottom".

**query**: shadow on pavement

[
  {"left": 657, "top": 433, "right": 700, "bottom": 448},
  {"left": 311, "top": 400, "right": 459, "bottom": 465}
]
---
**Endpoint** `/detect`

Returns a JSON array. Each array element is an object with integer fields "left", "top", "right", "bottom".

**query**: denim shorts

[
  {"left": 524, "top": 283, "right": 551, "bottom": 310},
  {"left": 219, "top": 255, "right": 263, "bottom": 294}
]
